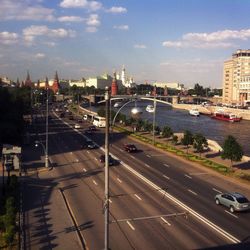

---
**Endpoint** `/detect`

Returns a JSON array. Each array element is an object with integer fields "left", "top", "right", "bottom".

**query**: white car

[{"left": 74, "top": 124, "right": 81, "bottom": 129}]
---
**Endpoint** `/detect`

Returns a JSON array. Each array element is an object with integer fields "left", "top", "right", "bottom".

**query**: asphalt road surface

[{"left": 22, "top": 108, "right": 250, "bottom": 250}]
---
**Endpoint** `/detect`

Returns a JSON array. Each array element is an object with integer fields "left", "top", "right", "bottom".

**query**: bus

[{"left": 93, "top": 116, "right": 106, "bottom": 128}]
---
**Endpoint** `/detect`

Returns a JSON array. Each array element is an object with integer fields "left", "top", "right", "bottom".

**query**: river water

[{"left": 89, "top": 101, "right": 250, "bottom": 156}]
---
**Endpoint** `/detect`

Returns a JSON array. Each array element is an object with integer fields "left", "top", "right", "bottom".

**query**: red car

[{"left": 124, "top": 144, "right": 137, "bottom": 153}]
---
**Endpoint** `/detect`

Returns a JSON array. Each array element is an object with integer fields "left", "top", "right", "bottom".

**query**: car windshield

[{"left": 236, "top": 197, "right": 249, "bottom": 203}]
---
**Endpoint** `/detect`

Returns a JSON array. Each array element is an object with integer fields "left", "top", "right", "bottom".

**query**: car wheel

[
  {"left": 215, "top": 199, "right": 220, "bottom": 205},
  {"left": 230, "top": 206, "right": 235, "bottom": 213}
]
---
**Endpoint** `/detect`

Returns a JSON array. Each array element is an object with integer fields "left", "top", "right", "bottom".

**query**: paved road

[{"left": 22, "top": 109, "right": 250, "bottom": 249}]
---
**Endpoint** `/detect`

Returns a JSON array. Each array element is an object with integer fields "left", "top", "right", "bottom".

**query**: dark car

[
  {"left": 88, "top": 125, "right": 97, "bottom": 131},
  {"left": 84, "top": 140, "right": 97, "bottom": 149},
  {"left": 124, "top": 144, "right": 138, "bottom": 153},
  {"left": 59, "top": 112, "right": 65, "bottom": 118},
  {"left": 99, "top": 154, "right": 114, "bottom": 166}
]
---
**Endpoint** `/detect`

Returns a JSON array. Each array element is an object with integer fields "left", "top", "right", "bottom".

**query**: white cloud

[
  {"left": 23, "top": 25, "right": 76, "bottom": 45},
  {"left": 113, "top": 25, "right": 129, "bottom": 30},
  {"left": 134, "top": 44, "right": 147, "bottom": 49},
  {"left": 58, "top": 16, "right": 84, "bottom": 22},
  {"left": 162, "top": 28, "right": 250, "bottom": 49},
  {"left": 0, "top": 0, "right": 55, "bottom": 21},
  {"left": 0, "top": 32, "right": 19, "bottom": 45},
  {"left": 86, "top": 14, "right": 100, "bottom": 26},
  {"left": 106, "top": 6, "right": 127, "bottom": 14},
  {"left": 85, "top": 26, "right": 97, "bottom": 33},
  {"left": 60, "top": 0, "right": 102, "bottom": 11},
  {"left": 34, "top": 53, "right": 45, "bottom": 59}
]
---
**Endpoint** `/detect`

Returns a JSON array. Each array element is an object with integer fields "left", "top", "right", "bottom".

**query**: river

[{"left": 88, "top": 101, "right": 250, "bottom": 156}]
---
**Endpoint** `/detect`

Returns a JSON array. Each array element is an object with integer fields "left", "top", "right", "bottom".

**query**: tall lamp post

[
  {"left": 35, "top": 140, "right": 48, "bottom": 168},
  {"left": 152, "top": 95, "right": 157, "bottom": 145},
  {"left": 104, "top": 86, "right": 110, "bottom": 250},
  {"left": 45, "top": 81, "right": 49, "bottom": 168}
]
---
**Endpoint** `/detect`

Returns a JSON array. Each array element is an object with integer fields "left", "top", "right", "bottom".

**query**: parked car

[
  {"left": 99, "top": 154, "right": 114, "bottom": 166},
  {"left": 124, "top": 143, "right": 138, "bottom": 153},
  {"left": 215, "top": 192, "right": 250, "bottom": 213}
]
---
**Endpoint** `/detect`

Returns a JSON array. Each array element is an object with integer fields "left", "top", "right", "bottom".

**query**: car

[
  {"left": 215, "top": 192, "right": 250, "bottom": 213},
  {"left": 74, "top": 124, "right": 81, "bottom": 129},
  {"left": 77, "top": 119, "right": 83, "bottom": 123},
  {"left": 99, "top": 154, "right": 114, "bottom": 166},
  {"left": 83, "top": 140, "right": 97, "bottom": 149},
  {"left": 124, "top": 143, "right": 138, "bottom": 153},
  {"left": 88, "top": 125, "right": 97, "bottom": 131}
]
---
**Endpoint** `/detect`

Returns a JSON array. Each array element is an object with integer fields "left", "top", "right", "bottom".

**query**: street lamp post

[
  {"left": 104, "top": 86, "right": 110, "bottom": 250},
  {"left": 152, "top": 95, "right": 157, "bottom": 145},
  {"left": 35, "top": 140, "right": 48, "bottom": 168},
  {"left": 45, "top": 85, "right": 49, "bottom": 168}
]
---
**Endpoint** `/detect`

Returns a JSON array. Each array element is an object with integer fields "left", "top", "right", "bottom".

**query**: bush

[{"left": 3, "top": 225, "right": 15, "bottom": 245}]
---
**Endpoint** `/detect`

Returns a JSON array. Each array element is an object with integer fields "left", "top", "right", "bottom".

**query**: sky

[{"left": 1, "top": 0, "right": 250, "bottom": 88}]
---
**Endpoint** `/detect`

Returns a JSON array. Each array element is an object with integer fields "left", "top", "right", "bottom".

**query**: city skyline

[{"left": 1, "top": 0, "right": 250, "bottom": 87}]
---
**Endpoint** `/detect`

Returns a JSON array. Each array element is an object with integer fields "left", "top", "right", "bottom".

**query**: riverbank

[{"left": 173, "top": 103, "right": 250, "bottom": 120}]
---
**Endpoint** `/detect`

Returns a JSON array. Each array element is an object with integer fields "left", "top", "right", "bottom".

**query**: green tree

[
  {"left": 162, "top": 126, "right": 173, "bottom": 138},
  {"left": 193, "top": 133, "right": 208, "bottom": 157},
  {"left": 221, "top": 135, "right": 243, "bottom": 168},
  {"left": 171, "top": 135, "right": 178, "bottom": 145},
  {"left": 181, "top": 130, "right": 193, "bottom": 153}
]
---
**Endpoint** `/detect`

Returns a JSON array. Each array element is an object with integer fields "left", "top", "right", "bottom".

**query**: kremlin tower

[
  {"left": 51, "top": 71, "right": 60, "bottom": 94},
  {"left": 24, "top": 70, "right": 33, "bottom": 88},
  {"left": 111, "top": 72, "right": 118, "bottom": 96}
]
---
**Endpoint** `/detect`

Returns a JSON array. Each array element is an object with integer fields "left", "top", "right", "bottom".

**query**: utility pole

[
  {"left": 45, "top": 78, "right": 49, "bottom": 168},
  {"left": 104, "top": 86, "right": 110, "bottom": 250}
]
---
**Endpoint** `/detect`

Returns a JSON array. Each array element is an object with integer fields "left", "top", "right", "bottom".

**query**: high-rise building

[{"left": 222, "top": 49, "right": 250, "bottom": 105}]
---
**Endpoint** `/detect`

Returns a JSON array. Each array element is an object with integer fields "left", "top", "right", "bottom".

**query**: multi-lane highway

[{"left": 24, "top": 108, "right": 250, "bottom": 249}]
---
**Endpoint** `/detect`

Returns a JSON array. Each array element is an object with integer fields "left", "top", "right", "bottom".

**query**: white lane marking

[
  {"left": 130, "top": 155, "right": 136, "bottom": 159},
  {"left": 150, "top": 154, "right": 165, "bottom": 157},
  {"left": 225, "top": 210, "right": 238, "bottom": 219},
  {"left": 87, "top": 151, "right": 90, "bottom": 154},
  {"left": 95, "top": 157, "right": 98, "bottom": 161},
  {"left": 83, "top": 168, "right": 87, "bottom": 172},
  {"left": 134, "top": 194, "right": 142, "bottom": 201},
  {"left": 117, "top": 178, "right": 122, "bottom": 183},
  {"left": 93, "top": 180, "right": 98, "bottom": 186},
  {"left": 189, "top": 172, "right": 207, "bottom": 176},
  {"left": 145, "top": 164, "right": 150, "bottom": 168},
  {"left": 109, "top": 199, "right": 112, "bottom": 203},
  {"left": 188, "top": 189, "right": 198, "bottom": 196},
  {"left": 119, "top": 148, "right": 123, "bottom": 152},
  {"left": 75, "top": 159, "right": 79, "bottom": 163},
  {"left": 161, "top": 217, "right": 171, "bottom": 226},
  {"left": 118, "top": 160, "right": 240, "bottom": 243},
  {"left": 213, "top": 188, "right": 222, "bottom": 194},
  {"left": 163, "top": 163, "right": 169, "bottom": 168},
  {"left": 70, "top": 152, "right": 73, "bottom": 154},
  {"left": 126, "top": 221, "right": 135, "bottom": 231},
  {"left": 146, "top": 154, "right": 151, "bottom": 158},
  {"left": 163, "top": 175, "right": 170, "bottom": 180},
  {"left": 184, "top": 174, "right": 192, "bottom": 179}
]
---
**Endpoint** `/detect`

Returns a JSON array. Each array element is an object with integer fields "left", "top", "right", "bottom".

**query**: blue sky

[{"left": 1, "top": 0, "right": 250, "bottom": 87}]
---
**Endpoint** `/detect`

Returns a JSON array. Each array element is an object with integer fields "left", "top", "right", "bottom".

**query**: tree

[
  {"left": 193, "top": 133, "right": 208, "bottom": 157},
  {"left": 181, "top": 130, "right": 193, "bottom": 153},
  {"left": 221, "top": 135, "right": 243, "bottom": 168},
  {"left": 162, "top": 126, "right": 173, "bottom": 139},
  {"left": 172, "top": 135, "right": 178, "bottom": 145}
]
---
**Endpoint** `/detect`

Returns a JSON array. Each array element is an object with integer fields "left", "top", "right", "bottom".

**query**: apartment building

[{"left": 222, "top": 49, "right": 250, "bottom": 105}]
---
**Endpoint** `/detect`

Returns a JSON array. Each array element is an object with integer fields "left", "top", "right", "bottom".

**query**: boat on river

[
  {"left": 189, "top": 108, "right": 200, "bottom": 117},
  {"left": 211, "top": 110, "right": 241, "bottom": 122},
  {"left": 146, "top": 105, "right": 155, "bottom": 113}
]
